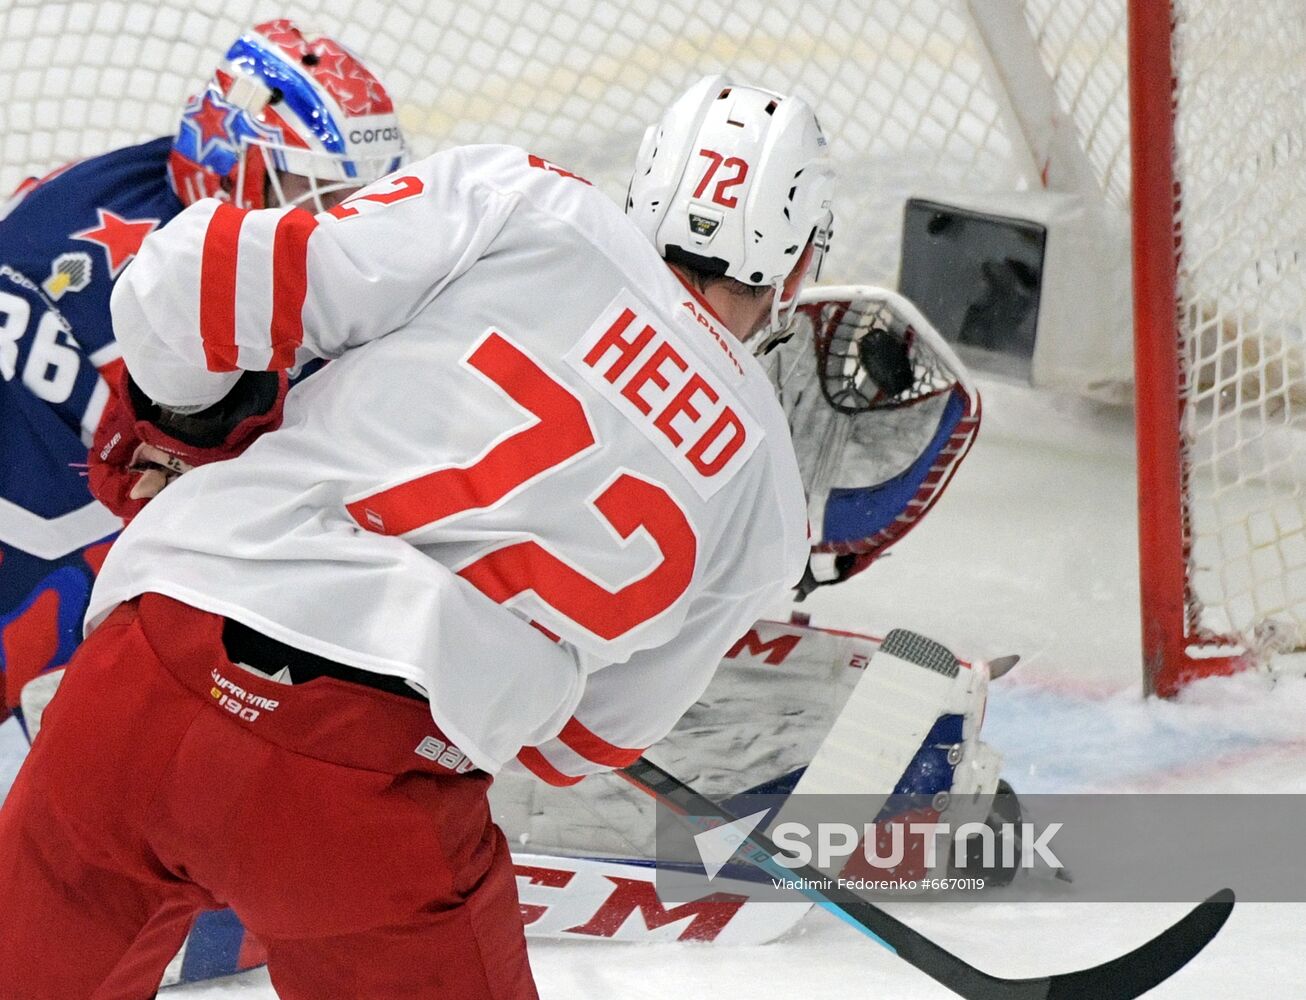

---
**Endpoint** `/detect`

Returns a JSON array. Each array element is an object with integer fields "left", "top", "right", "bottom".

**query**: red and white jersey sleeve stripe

[
  {"left": 195, "top": 203, "right": 317, "bottom": 374},
  {"left": 110, "top": 148, "right": 515, "bottom": 409}
]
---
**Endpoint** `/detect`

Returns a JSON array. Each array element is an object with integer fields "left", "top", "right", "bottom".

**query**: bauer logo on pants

[
  {"left": 415, "top": 735, "right": 478, "bottom": 774},
  {"left": 209, "top": 668, "right": 280, "bottom": 722}
]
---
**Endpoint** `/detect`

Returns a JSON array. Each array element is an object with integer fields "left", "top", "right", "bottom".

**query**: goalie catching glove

[
  {"left": 763, "top": 285, "right": 981, "bottom": 595},
  {"left": 89, "top": 367, "right": 287, "bottom": 520}
]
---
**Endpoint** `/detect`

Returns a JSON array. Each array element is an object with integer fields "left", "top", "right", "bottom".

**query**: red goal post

[
  {"left": 1131, "top": 0, "right": 1207, "bottom": 697},
  {"left": 1131, "top": 0, "right": 1306, "bottom": 695}
]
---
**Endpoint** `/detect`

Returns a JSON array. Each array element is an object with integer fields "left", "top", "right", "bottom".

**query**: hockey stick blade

[
  {"left": 885, "top": 887, "right": 1234, "bottom": 1000},
  {"left": 1033, "top": 888, "right": 1234, "bottom": 999},
  {"left": 620, "top": 757, "right": 1233, "bottom": 1000}
]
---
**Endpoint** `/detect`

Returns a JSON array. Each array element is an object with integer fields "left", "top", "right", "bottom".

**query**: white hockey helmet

[{"left": 626, "top": 74, "right": 834, "bottom": 342}]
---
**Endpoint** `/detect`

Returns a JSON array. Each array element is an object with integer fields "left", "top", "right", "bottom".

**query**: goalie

[{"left": 0, "top": 18, "right": 406, "bottom": 735}]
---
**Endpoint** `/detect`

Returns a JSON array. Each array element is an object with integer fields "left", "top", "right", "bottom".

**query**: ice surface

[{"left": 4, "top": 374, "right": 1304, "bottom": 996}]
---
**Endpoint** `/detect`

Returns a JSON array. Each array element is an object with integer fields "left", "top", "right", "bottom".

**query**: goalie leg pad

[
  {"left": 782, "top": 629, "right": 998, "bottom": 801},
  {"left": 773, "top": 628, "right": 1001, "bottom": 882}
]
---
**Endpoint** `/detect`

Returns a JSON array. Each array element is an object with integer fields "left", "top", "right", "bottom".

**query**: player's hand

[
  {"left": 127, "top": 443, "right": 193, "bottom": 501},
  {"left": 89, "top": 389, "right": 168, "bottom": 520},
  {"left": 88, "top": 367, "right": 287, "bottom": 521}
]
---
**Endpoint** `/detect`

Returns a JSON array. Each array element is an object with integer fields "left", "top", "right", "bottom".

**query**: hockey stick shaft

[{"left": 620, "top": 756, "right": 1233, "bottom": 1000}]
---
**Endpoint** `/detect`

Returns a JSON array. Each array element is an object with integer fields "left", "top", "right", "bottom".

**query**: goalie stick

[{"left": 621, "top": 756, "right": 1232, "bottom": 999}]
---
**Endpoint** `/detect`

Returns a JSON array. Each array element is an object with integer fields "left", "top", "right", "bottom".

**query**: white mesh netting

[
  {"left": 1172, "top": 0, "right": 1306, "bottom": 654},
  {"left": 0, "top": 0, "right": 1128, "bottom": 287}
]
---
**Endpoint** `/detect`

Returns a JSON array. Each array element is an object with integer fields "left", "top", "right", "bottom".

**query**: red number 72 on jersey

[
  {"left": 327, "top": 174, "right": 425, "bottom": 219},
  {"left": 345, "top": 332, "right": 698, "bottom": 641}
]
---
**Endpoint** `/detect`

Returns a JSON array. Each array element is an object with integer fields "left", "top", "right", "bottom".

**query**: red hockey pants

[{"left": 0, "top": 594, "right": 537, "bottom": 999}]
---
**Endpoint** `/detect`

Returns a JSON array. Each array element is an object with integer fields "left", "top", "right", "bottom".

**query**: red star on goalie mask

[
  {"left": 189, "top": 92, "right": 235, "bottom": 155},
  {"left": 307, "top": 45, "right": 394, "bottom": 115},
  {"left": 71, "top": 210, "right": 159, "bottom": 277}
]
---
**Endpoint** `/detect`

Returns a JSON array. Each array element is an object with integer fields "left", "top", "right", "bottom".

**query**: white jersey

[{"left": 92, "top": 145, "right": 808, "bottom": 781}]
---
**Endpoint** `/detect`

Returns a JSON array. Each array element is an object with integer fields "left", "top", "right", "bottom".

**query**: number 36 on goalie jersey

[{"left": 344, "top": 291, "right": 761, "bottom": 644}]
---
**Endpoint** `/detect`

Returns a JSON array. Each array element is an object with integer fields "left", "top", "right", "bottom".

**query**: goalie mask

[
  {"left": 168, "top": 19, "right": 406, "bottom": 212},
  {"left": 625, "top": 74, "right": 834, "bottom": 346}
]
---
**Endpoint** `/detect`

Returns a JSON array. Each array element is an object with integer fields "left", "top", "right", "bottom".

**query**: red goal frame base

[{"left": 1144, "top": 647, "right": 1252, "bottom": 700}]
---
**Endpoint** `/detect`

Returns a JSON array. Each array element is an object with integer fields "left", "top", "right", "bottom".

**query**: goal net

[
  {"left": 2, "top": 0, "right": 1301, "bottom": 694},
  {"left": 0, "top": 0, "right": 1130, "bottom": 288}
]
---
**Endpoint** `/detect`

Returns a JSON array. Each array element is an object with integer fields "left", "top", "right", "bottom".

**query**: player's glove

[{"left": 89, "top": 367, "right": 287, "bottom": 520}]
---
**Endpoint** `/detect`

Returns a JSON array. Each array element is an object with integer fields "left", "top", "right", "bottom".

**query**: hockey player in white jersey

[{"left": 0, "top": 76, "right": 832, "bottom": 998}]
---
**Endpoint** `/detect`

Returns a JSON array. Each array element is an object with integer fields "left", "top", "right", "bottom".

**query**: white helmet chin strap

[
  {"left": 749, "top": 211, "right": 833, "bottom": 356},
  {"left": 747, "top": 281, "right": 801, "bottom": 356},
  {"left": 773, "top": 279, "right": 802, "bottom": 333}
]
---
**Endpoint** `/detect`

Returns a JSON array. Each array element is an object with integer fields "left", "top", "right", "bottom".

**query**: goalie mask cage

[{"left": 1, "top": 0, "right": 1300, "bottom": 696}]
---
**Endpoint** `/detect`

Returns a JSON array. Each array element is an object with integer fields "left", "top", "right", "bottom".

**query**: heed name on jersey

[{"left": 568, "top": 292, "right": 760, "bottom": 500}]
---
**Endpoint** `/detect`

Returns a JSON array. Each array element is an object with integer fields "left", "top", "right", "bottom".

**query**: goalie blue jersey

[{"left": 0, "top": 136, "right": 183, "bottom": 721}]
